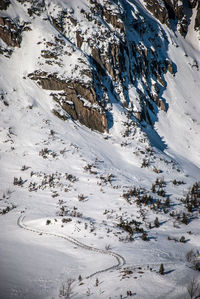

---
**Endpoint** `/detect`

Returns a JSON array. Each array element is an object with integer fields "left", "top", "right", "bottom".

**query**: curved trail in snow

[{"left": 17, "top": 215, "right": 126, "bottom": 278}]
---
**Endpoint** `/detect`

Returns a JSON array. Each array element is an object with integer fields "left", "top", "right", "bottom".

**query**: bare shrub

[
  {"left": 78, "top": 194, "right": 85, "bottom": 201},
  {"left": 186, "top": 249, "right": 200, "bottom": 271},
  {"left": 186, "top": 249, "right": 196, "bottom": 263},
  {"left": 179, "top": 236, "right": 186, "bottom": 243},
  {"left": 187, "top": 277, "right": 200, "bottom": 299},
  {"left": 141, "top": 159, "right": 150, "bottom": 168},
  {"left": 39, "top": 148, "right": 49, "bottom": 159},
  {"left": 59, "top": 278, "right": 75, "bottom": 299},
  {"left": 13, "top": 177, "right": 23, "bottom": 186},
  {"left": 21, "top": 165, "right": 28, "bottom": 171},
  {"left": 62, "top": 218, "right": 72, "bottom": 223}
]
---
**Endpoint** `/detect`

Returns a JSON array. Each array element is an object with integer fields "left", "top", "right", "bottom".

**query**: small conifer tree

[
  {"left": 182, "top": 212, "right": 188, "bottom": 225},
  {"left": 154, "top": 217, "right": 159, "bottom": 227},
  {"left": 142, "top": 231, "right": 148, "bottom": 241},
  {"left": 159, "top": 263, "right": 164, "bottom": 275}
]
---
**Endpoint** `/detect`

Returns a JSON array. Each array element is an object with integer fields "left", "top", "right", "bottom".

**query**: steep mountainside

[{"left": 0, "top": 0, "right": 200, "bottom": 298}]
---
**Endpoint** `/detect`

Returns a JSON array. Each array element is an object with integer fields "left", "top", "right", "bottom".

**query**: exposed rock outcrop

[
  {"left": 16, "top": 0, "right": 45, "bottom": 17},
  {"left": 143, "top": 0, "right": 198, "bottom": 35},
  {"left": 28, "top": 72, "right": 97, "bottom": 104},
  {"left": 30, "top": 0, "right": 177, "bottom": 129},
  {"left": 102, "top": 7, "right": 125, "bottom": 33},
  {"left": 1, "top": 0, "right": 198, "bottom": 135},
  {"left": 188, "top": 0, "right": 198, "bottom": 8},
  {"left": 76, "top": 31, "right": 84, "bottom": 49},
  {"left": 52, "top": 92, "right": 107, "bottom": 133},
  {"left": 0, "top": 17, "right": 22, "bottom": 47},
  {"left": 28, "top": 71, "right": 107, "bottom": 133},
  {"left": 186, "top": 0, "right": 200, "bottom": 30},
  {"left": 144, "top": 0, "right": 169, "bottom": 26},
  {"left": 195, "top": 2, "right": 200, "bottom": 31}
]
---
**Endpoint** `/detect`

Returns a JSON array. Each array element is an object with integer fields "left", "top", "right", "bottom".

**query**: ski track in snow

[
  {"left": 17, "top": 214, "right": 182, "bottom": 279},
  {"left": 17, "top": 214, "right": 126, "bottom": 279}
]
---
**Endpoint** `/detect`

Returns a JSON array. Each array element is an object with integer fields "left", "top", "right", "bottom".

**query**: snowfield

[{"left": 0, "top": 0, "right": 200, "bottom": 298}]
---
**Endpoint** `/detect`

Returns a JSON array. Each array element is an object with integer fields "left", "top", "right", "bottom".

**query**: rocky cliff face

[
  {"left": 144, "top": 0, "right": 200, "bottom": 34},
  {"left": 187, "top": 0, "right": 200, "bottom": 30},
  {"left": 37, "top": 0, "right": 175, "bottom": 129},
  {"left": 0, "top": 0, "right": 199, "bottom": 132},
  {"left": 0, "top": 17, "right": 22, "bottom": 48}
]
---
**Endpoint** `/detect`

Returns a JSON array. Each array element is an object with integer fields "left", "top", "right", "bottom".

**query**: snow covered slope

[{"left": 0, "top": 0, "right": 200, "bottom": 298}]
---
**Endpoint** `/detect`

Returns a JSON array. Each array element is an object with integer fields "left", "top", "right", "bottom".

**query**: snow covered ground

[{"left": 0, "top": 0, "right": 200, "bottom": 298}]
